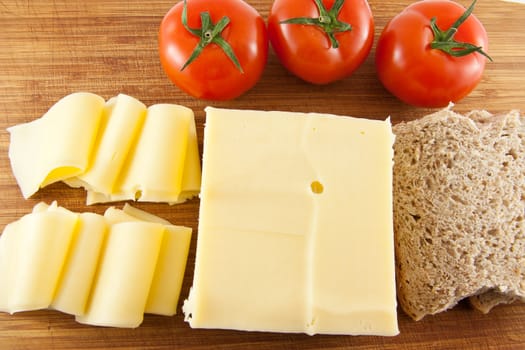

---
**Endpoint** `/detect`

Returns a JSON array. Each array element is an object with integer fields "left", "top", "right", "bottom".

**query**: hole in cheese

[{"left": 310, "top": 181, "right": 324, "bottom": 194}]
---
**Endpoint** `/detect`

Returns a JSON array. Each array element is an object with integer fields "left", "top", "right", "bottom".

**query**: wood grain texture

[{"left": 0, "top": 0, "right": 524, "bottom": 349}]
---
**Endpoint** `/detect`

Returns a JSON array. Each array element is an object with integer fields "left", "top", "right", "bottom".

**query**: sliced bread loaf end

[{"left": 392, "top": 108, "right": 525, "bottom": 321}]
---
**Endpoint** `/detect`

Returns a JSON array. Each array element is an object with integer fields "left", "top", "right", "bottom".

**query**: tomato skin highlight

[
  {"left": 375, "top": 0, "right": 489, "bottom": 108},
  {"left": 158, "top": 0, "right": 268, "bottom": 101},
  {"left": 268, "top": 0, "right": 374, "bottom": 85}
]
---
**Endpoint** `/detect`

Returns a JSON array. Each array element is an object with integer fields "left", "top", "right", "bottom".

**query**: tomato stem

[
  {"left": 429, "top": 0, "right": 492, "bottom": 61},
  {"left": 280, "top": 0, "right": 352, "bottom": 49},
  {"left": 180, "top": 0, "right": 243, "bottom": 72}
]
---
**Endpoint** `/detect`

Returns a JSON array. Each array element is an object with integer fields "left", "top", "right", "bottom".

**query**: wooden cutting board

[{"left": 1, "top": 0, "right": 524, "bottom": 348}]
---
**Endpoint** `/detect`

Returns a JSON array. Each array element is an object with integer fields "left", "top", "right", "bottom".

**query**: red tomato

[
  {"left": 375, "top": 0, "right": 490, "bottom": 108},
  {"left": 268, "top": 0, "right": 374, "bottom": 84},
  {"left": 158, "top": 0, "right": 268, "bottom": 100}
]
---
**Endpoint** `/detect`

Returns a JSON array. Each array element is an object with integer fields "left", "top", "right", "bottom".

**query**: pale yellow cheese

[
  {"left": 4, "top": 210, "right": 78, "bottom": 313},
  {"left": 32, "top": 201, "right": 51, "bottom": 213},
  {"left": 103, "top": 206, "right": 140, "bottom": 225},
  {"left": 177, "top": 111, "right": 202, "bottom": 203},
  {"left": 143, "top": 224, "right": 191, "bottom": 316},
  {"left": 7, "top": 93, "right": 201, "bottom": 204},
  {"left": 1, "top": 202, "right": 56, "bottom": 312},
  {"left": 115, "top": 103, "right": 191, "bottom": 202},
  {"left": 67, "top": 94, "right": 146, "bottom": 194},
  {"left": 304, "top": 115, "right": 397, "bottom": 335},
  {"left": 7, "top": 92, "right": 104, "bottom": 198},
  {"left": 0, "top": 202, "right": 192, "bottom": 327},
  {"left": 76, "top": 221, "right": 164, "bottom": 328},
  {"left": 86, "top": 103, "right": 196, "bottom": 204},
  {"left": 0, "top": 221, "right": 19, "bottom": 313},
  {"left": 30, "top": 201, "right": 108, "bottom": 315},
  {"left": 105, "top": 205, "right": 192, "bottom": 316},
  {"left": 184, "top": 107, "right": 398, "bottom": 336},
  {"left": 31, "top": 200, "right": 69, "bottom": 214},
  {"left": 51, "top": 212, "right": 108, "bottom": 316},
  {"left": 122, "top": 203, "right": 171, "bottom": 225},
  {"left": 185, "top": 228, "right": 308, "bottom": 332}
]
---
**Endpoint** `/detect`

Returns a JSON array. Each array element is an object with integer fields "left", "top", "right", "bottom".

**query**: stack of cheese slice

[
  {"left": 7, "top": 92, "right": 201, "bottom": 204},
  {"left": 0, "top": 202, "right": 191, "bottom": 328},
  {"left": 184, "top": 107, "right": 399, "bottom": 336}
]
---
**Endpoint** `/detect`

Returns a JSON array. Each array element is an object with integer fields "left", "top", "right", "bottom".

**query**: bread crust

[{"left": 393, "top": 107, "right": 525, "bottom": 321}]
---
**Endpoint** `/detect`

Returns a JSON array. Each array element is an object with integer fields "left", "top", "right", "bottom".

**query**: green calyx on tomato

[
  {"left": 180, "top": 0, "right": 243, "bottom": 72},
  {"left": 375, "top": 0, "right": 490, "bottom": 107},
  {"left": 280, "top": 0, "right": 352, "bottom": 49},
  {"left": 429, "top": 0, "right": 492, "bottom": 61}
]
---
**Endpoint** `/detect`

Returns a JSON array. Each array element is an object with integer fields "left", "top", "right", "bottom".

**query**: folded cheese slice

[
  {"left": 0, "top": 209, "right": 78, "bottom": 313},
  {"left": 87, "top": 104, "right": 197, "bottom": 204},
  {"left": 0, "top": 202, "right": 192, "bottom": 327},
  {"left": 7, "top": 92, "right": 201, "bottom": 204},
  {"left": 29, "top": 202, "right": 108, "bottom": 316},
  {"left": 0, "top": 221, "right": 19, "bottom": 312},
  {"left": 51, "top": 212, "right": 108, "bottom": 316},
  {"left": 66, "top": 94, "right": 147, "bottom": 194},
  {"left": 76, "top": 221, "right": 164, "bottom": 328},
  {"left": 175, "top": 108, "right": 202, "bottom": 203},
  {"left": 104, "top": 205, "right": 192, "bottom": 316},
  {"left": 7, "top": 92, "right": 105, "bottom": 198}
]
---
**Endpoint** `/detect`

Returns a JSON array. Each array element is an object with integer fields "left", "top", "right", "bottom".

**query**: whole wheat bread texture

[{"left": 392, "top": 107, "right": 525, "bottom": 321}]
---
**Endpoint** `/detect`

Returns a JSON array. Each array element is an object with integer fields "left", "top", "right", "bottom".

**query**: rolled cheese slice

[
  {"left": 144, "top": 225, "right": 191, "bottom": 316},
  {"left": 7, "top": 93, "right": 201, "bottom": 204},
  {"left": 7, "top": 92, "right": 104, "bottom": 198},
  {"left": 0, "top": 202, "right": 192, "bottom": 327},
  {"left": 76, "top": 221, "right": 164, "bottom": 328},
  {"left": 51, "top": 212, "right": 108, "bottom": 316},
  {"left": 30, "top": 201, "right": 108, "bottom": 315},
  {"left": 125, "top": 104, "right": 191, "bottom": 202},
  {"left": 105, "top": 204, "right": 192, "bottom": 316},
  {"left": 0, "top": 221, "right": 19, "bottom": 312},
  {"left": 87, "top": 104, "right": 193, "bottom": 204},
  {"left": 3, "top": 210, "right": 78, "bottom": 313},
  {"left": 66, "top": 94, "right": 147, "bottom": 194},
  {"left": 177, "top": 110, "right": 201, "bottom": 203}
]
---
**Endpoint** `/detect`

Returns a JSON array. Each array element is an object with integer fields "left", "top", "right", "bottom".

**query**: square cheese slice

[{"left": 184, "top": 107, "right": 398, "bottom": 336}]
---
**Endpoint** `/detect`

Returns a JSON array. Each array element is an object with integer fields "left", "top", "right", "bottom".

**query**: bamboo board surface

[{"left": 1, "top": 0, "right": 525, "bottom": 349}]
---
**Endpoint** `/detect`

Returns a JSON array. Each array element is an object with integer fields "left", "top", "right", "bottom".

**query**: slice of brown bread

[
  {"left": 469, "top": 289, "right": 519, "bottom": 314},
  {"left": 392, "top": 107, "right": 525, "bottom": 321}
]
